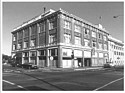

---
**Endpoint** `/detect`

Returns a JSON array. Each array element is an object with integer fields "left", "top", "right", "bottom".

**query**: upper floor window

[
  {"left": 18, "top": 31, "right": 23, "bottom": 40},
  {"left": 84, "top": 39, "right": 90, "bottom": 47},
  {"left": 104, "top": 44, "right": 108, "bottom": 50},
  {"left": 98, "top": 42, "right": 103, "bottom": 49},
  {"left": 13, "top": 36, "right": 16, "bottom": 41},
  {"left": 74, "top": 25, "right": 81, "bottom": 33},
  {"left": 84, "top": 29, "right": 89, "bottom": 35},
  {"left": 92, "top": 40, "right": 96, "bottom": 48},
  {"left": 39, "top": 22, "right": 45, "bottom": 32},
  {"left": 103, "top": 36, "right": 107, "bottom": 41},
  {"left": 24, "top": 28, "right": 29, "bottom": 37},
  {"left": 75, "top": 36, "right": 81, "bottom": 45},
  {"left": 49, "top": 18, "right": 57, "bottom": 30},
  {"left": 13, "top": 44, "right": 16, "bottom": 50},
  {"left": 49, "top": 34, "right": 57, "bottom": 45},
  {"left": 98, "top": 33, "right": 102, "bottom": 39},
  {"left": 30, "top": 39, "right": 36, "bottom": 47},
  {"left": 17, "top": 43, "right": 22, "bottom": 49},
  {"left": 64, "top": 20, "right": 71, "bottom": 30},
  {"left": 64, "top": 33, "right": 71, "bottom": 44},
  {"left": 31, "top": 24, "right": 37, "bottom": 35},
  {"left": 92, "top": 31, "right": 96, "bottom": 38},
  {"left": 24, "top": 41, "right": 28, "bottom": 48}
]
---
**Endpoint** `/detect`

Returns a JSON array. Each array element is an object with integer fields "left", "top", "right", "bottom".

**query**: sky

[{"left": 2, "top": 1, "right": 124, "bottom": 56}]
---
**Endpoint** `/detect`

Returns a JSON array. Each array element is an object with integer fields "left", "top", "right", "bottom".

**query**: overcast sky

[{"left": 2, "top": 2, "right": 124, "bottom": 56}]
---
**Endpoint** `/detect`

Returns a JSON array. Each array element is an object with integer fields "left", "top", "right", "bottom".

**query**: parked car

[
  {"left": 21, "top": 63, "right": 38, "bottom": 69},
  {"left": 104, "top": 62, "right": 115, "bottom": 68}
]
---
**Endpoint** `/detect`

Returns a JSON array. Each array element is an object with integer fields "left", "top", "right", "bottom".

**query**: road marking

[
  {"left": 93, "top": 77, "right": 124, "bottom": 91},
  {"left": 3, "top": 80, "right": 28, "bottom": 90}
]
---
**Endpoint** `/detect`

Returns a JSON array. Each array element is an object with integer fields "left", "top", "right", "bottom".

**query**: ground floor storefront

[{"left": 11, "top": 46, "right": 109, "bottom": 68}]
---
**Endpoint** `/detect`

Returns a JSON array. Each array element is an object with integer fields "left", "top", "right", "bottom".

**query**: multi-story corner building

[
  {"left": 11, "top": 8, "right": 109, "bottom": 68},
  {"left": 108, "top": 35, "right": 124, "bottom": 66}
]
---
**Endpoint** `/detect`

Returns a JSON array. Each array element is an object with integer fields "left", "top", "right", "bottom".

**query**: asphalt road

[{"left": 2, "top": 65, "right": 124, "bottom": 91}]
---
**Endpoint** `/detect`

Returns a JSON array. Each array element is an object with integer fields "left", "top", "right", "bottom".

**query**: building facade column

[{"left": 58, "top": 46, "right": 62, "bottom": 68}]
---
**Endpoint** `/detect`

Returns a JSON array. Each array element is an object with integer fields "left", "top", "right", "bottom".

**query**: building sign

[
  {"left": 62, "top": 48, "right": 72, "bottom": 57},
  {"left": 84, "top": 51, "right": 91, "bottom": 57},
  {"left": 74, "top": 50, "right": 82, "bottom": 57}
]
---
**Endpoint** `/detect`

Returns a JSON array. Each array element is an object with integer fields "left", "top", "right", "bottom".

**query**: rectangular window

[
  {"left": 84, "top": 29, "right": 89, "bottom": 35},
  {"left": 103, "top": 36, "right": 107, "bottom": 41},
  {"left": 24, "top": 28, "right": 29, "bottom": 37},
  {"left": 49, "top": 18, "right": 57, "bottom": 30},
  {"left": 49, "top": 34, "right": 57, "bottom": 45},
  {"left": 98, "top": 33, "right": 102, "bottom": 39},
  {"left": 18, "top": 31, "right": 23, "bottom": 40},
  {"left": 13, "top": 44, "right": 16, "bottom": 50},
  {"left": 24, "top": 41, "right": 28, "bottom": 48},
  {"left": 98, "top": 43, "right": 103, "bottom": 49},
  {"left": 13, "top": 36, "right": 16, "bottom": 41},
  {"left": 75, "top": 36, "right": 81, "bottom": 45},
  {"left": 64, "top": 20, "right": 71, "bottom": 30},
  {"left": 24, "top": 52, "right": 28, "bottom": 57},
  {"left": 30, "top": 51, "right": 36, "bottom": 57},
  {"left": 92, "top": 31, "right": 96, "bottom": 38},
  {"left": 39, "top": 50, "right": 45, "bottom": 56},
  {"left": 74, "top": 25, "right": 81, "bottom": 33},
  {"left": 17, "top": 43, "right": 22, "bottom": 49},
  {"left": 84, "top": 39, "right": 90, "bottom": 47},
  {"left": 64, "top": 33, "right": 71, "bottom": 44},
  {"left": 104, "top": 44, "right": 107, "bottom": 50},
  {"left": 30, "top": 39, "right": 36, "bottom": 47},
  {"left": 31, "top": 24, "right": 37, "bottom": 35},
  {"left": 49, "top": 49, "right": 58, "bottom": 56},
  {"left": 39, "top": 22, "right": 45, "bottom": 32},
  {"left": 92, "top": 40, "right": 96, "bottom": 48}
]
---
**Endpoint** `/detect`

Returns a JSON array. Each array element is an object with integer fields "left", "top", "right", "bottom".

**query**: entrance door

[{"left": 84, "top": 58, "right": 91, "bottom": 67}]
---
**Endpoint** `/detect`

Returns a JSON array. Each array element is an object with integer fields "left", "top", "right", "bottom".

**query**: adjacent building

[
  {"left": 11, "top": 8, "right": 110, "bottom": 68},
  {"left": 108, "top": 35, "right": 124, "bottom": 66}
]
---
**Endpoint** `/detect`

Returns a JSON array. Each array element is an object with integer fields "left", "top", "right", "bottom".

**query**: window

[
  {"left": 92, "top": 40, "right": 96, "bottom": 48},
  {"left": 98, "top": 43, "right": 103, "bottom": 49},
  {"left": 74, "top": 25, "right": 81, "bottom": 33},
  {"left": 49, "top": 49, "right": 58, "bottom": 56},
  {"left": 30, "top": 51, "right": 36, "bottom": 57},
  {"left": 64, "top": 20, "right": 71, "bottom": 29},
  {"left": 30, "top": 39, "right": 36, "bottom": 47},
  {"left": 49, "top": 34, "right": 57, "bottom": 45},
  {"left": 84, "top": 29, "right": 89, "bottom": 35},
  {"left": 39, "top": 22, "right": 45, "bottom": 32},
  {"left": 103, "top": 36, "right": 107, "bottom": 41},
  {"left": 84, "top": 39, "right": 90, "bottom": 47},
  {"left": 75, "top": 36, "right": 81, "bottom": 45},
  {"left": 98, "top": 33, "right": 102, "bottom": 39},
  {"left": 104, "top": 44, "right": 107, "bottom": 50},
  {"left": 18, "top": 31, "right": 23, "bottom": 40},
  {"left": 24, "top": 41, "right": 28, "bottom": 48},
  {"left": 92, "top": 31, "right": 96, "bottom": 38},
  {"left": 64, "top": 33, "right": 71, "bottom": 44},
  {"left": 24, "top": 52, "right": 28, "bottom": 57},
  {"left": 24, "top": 28, "right": 29, "bottom": 37},
  {"left": 39, "top": 50, "right": 45, "bottom": 56},
  {"left": 49, "top": 18, "right": 57, "bottom": 30},
  {"left": 18, "top": 43, "right": 22, "bottom": 49},
  {"left": 31, "top": 24, "right": 37, "bottom": 35},
  {"left": 13, "top": 44, "right": 16, "bottom": 50},
  {"left": 13, "top": 36, "right": 16, "bottom": 41}
]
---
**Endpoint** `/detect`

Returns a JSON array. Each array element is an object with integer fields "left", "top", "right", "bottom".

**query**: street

[{"left": 2, "top": 65, "right": 124, "bottom": 91}]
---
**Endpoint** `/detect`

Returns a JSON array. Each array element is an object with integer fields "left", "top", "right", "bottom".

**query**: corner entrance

[{"left": 84, "top": 58, "right": 91, "bottom": 67}]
